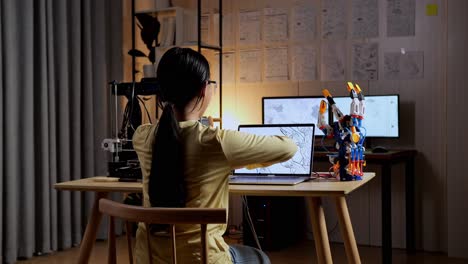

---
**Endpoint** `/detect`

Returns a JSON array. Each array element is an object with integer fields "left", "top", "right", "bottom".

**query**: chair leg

[
  {"left": 126, "top": 221, "right": 134, "bottom": 264},
  {"left": 171, "top": 225, "right": 177, "bottom": 264},
  {"left": 146, "top": 223, "right": 153, "bottom": 264},
  {"left": 201, "top": 224, "right": 208, "bottom": 264},
  {"left": 108, "top": 216, "right": 117, "bottom": 264}
]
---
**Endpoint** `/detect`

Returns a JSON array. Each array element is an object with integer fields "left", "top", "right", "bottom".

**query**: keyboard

[{"left": 229, "top": 176, "right": 310, "bottom": 185}]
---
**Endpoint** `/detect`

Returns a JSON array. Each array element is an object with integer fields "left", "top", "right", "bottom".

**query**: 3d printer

[{"left": 101, "top": 79, "right": 159, "bottom": 181}]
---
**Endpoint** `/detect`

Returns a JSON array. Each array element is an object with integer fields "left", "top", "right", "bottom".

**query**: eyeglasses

[{"left": 207, "top": 80, "right": 217, "bottom": 92}]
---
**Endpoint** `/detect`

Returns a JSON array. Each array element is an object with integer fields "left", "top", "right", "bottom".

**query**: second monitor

[
  {"left": 262, "top": 96, "right": 325, "bottom": 136},
  {"left": 262, "top": 95, "right": 400, "bottom": 138},
  {"left": 332, "top": 94, "right": 399, "bottom": 138}
]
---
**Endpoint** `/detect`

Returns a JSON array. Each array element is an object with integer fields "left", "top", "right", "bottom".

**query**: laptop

[{"left": 229, "top": 124, "right": 315, "bottom": 185}]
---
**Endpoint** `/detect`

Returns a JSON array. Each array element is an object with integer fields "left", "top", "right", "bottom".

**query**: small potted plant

[{"left": 128, "top": 13, "right": 161, "bottom": 78}]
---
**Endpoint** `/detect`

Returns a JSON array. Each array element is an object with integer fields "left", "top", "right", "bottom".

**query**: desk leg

[
  {"left": 382, "top": 164, "right": 392, "bottom": 264},
  {"left": 78, "top": 191, "right": 108, "bottom": 264},
  {"left": 405, "top": 157, "right": 415, "bottom": 254},
  {"left": 307, "top": 197, "right": 332, "bottom": 264},
  {"left": 334, "top": 196, "right": 361, "bottom": 264}
]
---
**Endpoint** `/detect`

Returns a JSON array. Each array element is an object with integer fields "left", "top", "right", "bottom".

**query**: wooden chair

[{"left": 99, "top": 198, "right": 226, "bottom": 264}]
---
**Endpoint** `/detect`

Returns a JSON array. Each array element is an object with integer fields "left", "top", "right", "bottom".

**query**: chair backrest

[{"left": 99, "top": 198, "right": 226, "bottom": 264}]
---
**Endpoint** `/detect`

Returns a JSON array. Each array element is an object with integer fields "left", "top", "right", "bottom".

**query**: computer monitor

[
  {"left": 332, "top": 95, "right": 400, "bottom": 138},
  {"left": 262, "top": 96, "right": 325, "bottom": 136}
]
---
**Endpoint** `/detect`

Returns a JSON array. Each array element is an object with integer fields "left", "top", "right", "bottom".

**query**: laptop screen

[{"left": 234, "top": 124, "right": 315, "bottom": 176}]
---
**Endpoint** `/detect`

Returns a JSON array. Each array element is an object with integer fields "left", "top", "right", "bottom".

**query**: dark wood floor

[{"left": 17, "top": 237, "right": 468, "bottom": 264}]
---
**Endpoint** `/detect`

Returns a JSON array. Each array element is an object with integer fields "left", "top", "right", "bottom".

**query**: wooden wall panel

[
  {"left": 366, "top": 0, "right": 447, "bottom": 251},
  {"left": 447, "top": 0, "right": 468, "bottom": 259}
]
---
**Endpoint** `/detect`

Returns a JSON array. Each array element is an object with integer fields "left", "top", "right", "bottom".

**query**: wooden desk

[
  {"left": 55, "top": 173, "right": 375, "bottom": 264},
  {"left": 315, "top": 150, "right": 417, "bottom": 264}
]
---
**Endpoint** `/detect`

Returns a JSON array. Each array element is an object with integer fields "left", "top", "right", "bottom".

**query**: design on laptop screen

[
  {"left": 263, "top": 97, "right": 325, "bottom": 136},
  {"left": 234, "top": 125, "right": 314, "bottom": 176}
]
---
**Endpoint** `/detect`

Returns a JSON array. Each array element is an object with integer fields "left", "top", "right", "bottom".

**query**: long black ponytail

[{"left": 149, "top": 47, "right": 210, "bottom": 211}]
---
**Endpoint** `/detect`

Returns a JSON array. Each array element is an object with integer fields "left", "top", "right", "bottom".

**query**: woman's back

[
  {"left": 133, "top": 120, "right": 297, "bottom": 263},
  {"left": 133, "top": 120, "right": 231, "bottom": 263}
]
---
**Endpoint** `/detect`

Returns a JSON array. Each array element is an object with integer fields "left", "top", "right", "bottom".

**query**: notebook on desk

[{"left": 229, "top": 124, "right": 315, "bottom": 185}]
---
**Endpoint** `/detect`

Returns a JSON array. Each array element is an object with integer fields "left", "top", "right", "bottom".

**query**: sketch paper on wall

[
  {"left": 212, "top": 52, "right": 235, "bottom": 85},
  {"left": 321, "top": 42, "right": 346, "bottom": 81},
  {"left": 239, "top": 50, "right": 262, "bottom": 83},
  {"left": 201, "top": 14, "right": 209, "bottom": 44},
  {"left": 214, "top": 13, "right": 233, "bottom": 47},
  {"left": 352, "top": 42, "right": 378, "bottom": 80},
  {"left": 321, "top": 0, "right": 347, "bottom": 39},
  {"left": 292, "top": 5, "right": 316, "bottom": 41},
  {"left": 292, "top": 45, "right": 317, "bottom": 81},
  {"left": 387, "top": 0, "right": 415, "bottom": 37},
  {"left": 263, "top": 8, "right": 288, "bottom": 42},
  {"left": 239, "top": 11, "right": 261, "bottom": 45},
  {"left": 352, "top": 0, "right": 379, "bottom": 38},
  {"left": 384, "top": 51, "right": 424, "bottom": 79},
  {"left": 264, "top": 47, "right": 289, "bottom": 81}
]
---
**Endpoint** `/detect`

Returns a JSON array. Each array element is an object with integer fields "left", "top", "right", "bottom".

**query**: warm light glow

[
  {"left": 221, "top": 111, "right": 240, "bottom": 130},
  {"left": 203, "top": 85, "right": 220, "bottom": 119},
  {"left": 221, "top": 105, "right": 262, "bottom": 130}
]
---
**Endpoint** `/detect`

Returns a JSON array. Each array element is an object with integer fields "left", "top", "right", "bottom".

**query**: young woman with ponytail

[{"left": 133, "top": 47, "right": 297, "bottom": 264}]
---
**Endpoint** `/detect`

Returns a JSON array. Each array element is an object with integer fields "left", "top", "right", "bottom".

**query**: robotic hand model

[{"left": 317, "top": 82, "right": 366, "bottom": 181}]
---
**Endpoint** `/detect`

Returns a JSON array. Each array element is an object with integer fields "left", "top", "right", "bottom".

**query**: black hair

[{"left": 149, "top": 47, "right": 210, "bottom": 211}]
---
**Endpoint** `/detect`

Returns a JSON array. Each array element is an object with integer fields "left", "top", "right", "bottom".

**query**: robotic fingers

[
  {"left": 323, "top": 89, "right": 344, "bottom": 121},
  {"left": 318, "top": 83, "right": 367, "bottom": 181},
  {"left": 317, "top": 100, "right": 333, "bottom": 138}
]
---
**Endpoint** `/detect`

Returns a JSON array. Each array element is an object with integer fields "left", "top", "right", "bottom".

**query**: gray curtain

[{"left": 0, "top": 0, "right": 122, "bottom": 262}]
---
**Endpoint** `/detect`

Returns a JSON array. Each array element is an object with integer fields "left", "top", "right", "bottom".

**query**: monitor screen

[
  {"left": 234, "top": 124, "right": 315, "bottom": 175},
  {"left": 262, "top": 97, "right": 325, "bottom": 136},
  {"left": 332, "top": 95, "right": 399, "bottom": 138}
]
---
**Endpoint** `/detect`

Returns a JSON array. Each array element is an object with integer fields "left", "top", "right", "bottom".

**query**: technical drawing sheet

[
  {"left": 352, "top": 0, "right": 379, "bottom": 38},
  {"left": 321, "top": 41, "right": 346, "bottom": 81},
  {"left": 387, "top": 0, "right": 415, "bottom": 37},
  {"left": 239, "top": 11, "right": 261, "bottom": 45},
  {"left": 292, "top": 45, "right": 317, "bottom": 81},
  {"left": 263, "top": 8, "right": 288, "bottom": 42},
  {"left": 292, "top": 5, "right": 316, "bottom": 41},
  {"left": 213, "top": 13, "right": 233, "bottom": 47},
  {"left": 352, "top": 42, "right": 378, "bottom": 80},
  {"left": 384, "top": 51, "right": 424, "bottom": 79},
  {"left": 212, "top": 52, "right": 235, "bottom": 85},
  {"left": 264, "top": 47, "right": 289, "bottom": 81},
  {"left": 321, "top": 0, "right": 347, "bottom": 39},
  {"left": 239, "top": 50, "right": 262, "bottom": 83},
  {"left": 201, "top": 14, "right": 209, "bottom": 44}
]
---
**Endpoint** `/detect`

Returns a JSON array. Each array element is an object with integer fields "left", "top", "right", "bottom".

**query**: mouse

[{"left": 371, "top": 146, "right": 389, "bottom": 153}]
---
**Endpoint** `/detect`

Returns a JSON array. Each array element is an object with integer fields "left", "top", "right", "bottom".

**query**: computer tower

[{"left": 243, "top": 196, "right": 306, "bottom": 251}]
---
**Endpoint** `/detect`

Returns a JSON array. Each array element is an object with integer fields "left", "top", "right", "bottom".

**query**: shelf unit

[
  {"left": 126, "top": 0, "right": 223, "bottom": 127},
  {"left": 197, "top": 0, "right": 223, "bottom": 127},
  {"left": 135, "top": 7, "right": 184, "bottom": 48}
]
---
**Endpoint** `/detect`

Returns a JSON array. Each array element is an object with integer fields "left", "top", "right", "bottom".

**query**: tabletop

[{"left": 54, "top": 172, "right": 375, "bottom": 197}]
